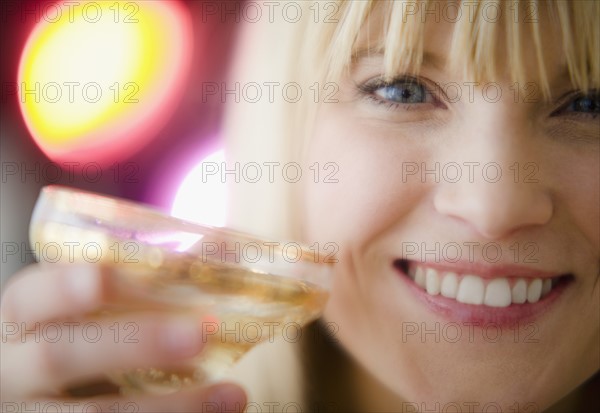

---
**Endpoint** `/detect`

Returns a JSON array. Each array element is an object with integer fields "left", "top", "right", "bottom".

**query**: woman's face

[{"left": 303, "top": 10, "right": 599, "bottom": 411}]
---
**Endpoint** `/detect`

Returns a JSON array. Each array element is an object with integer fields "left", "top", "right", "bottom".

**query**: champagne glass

[{"left": 29, "top": 185, "right": 333, "bottom": 394}]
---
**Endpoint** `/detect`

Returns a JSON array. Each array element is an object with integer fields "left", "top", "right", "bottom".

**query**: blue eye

[
  {"left": 567, "top": 93, "right": 599, "bottom": 114},
  {"left": 357, "top": 75, "right": 447, "bottom": 114},
  {"left": 374, "top": 80, "right": 426, "bottom": 104}
]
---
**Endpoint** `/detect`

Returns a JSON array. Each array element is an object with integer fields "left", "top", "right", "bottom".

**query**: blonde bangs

[{"left": 320, "top": 0, "right": 600, "bottom": 99}]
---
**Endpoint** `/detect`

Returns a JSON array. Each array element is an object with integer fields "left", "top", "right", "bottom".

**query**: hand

[{"left": 1, "top": 263, "right": 247, "bottom": 412}]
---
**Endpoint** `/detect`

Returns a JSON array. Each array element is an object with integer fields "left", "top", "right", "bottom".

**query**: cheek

[
  {"left": 565, "top": 167, "right": 600, "bottom": 248},
  {"left": 302, "top": 110, "right": 426, "bottom": 247},
  {"left": 301, "top": 110, "right": 438, "bottom": 383},
  {"left": 543, "top": 146, "right": 600, "bottom": 256}
]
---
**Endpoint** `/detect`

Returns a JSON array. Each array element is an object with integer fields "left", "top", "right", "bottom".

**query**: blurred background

[{"left": 1, "top": 0, "right": 241, "bottom": 284}]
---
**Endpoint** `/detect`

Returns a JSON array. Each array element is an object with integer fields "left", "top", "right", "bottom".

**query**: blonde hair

[
  {"left": 224, "top": 0, "right": 599, "bottom": 238},
  {"left": 324, "top": 0, "right": 599, "bottom": 96}
]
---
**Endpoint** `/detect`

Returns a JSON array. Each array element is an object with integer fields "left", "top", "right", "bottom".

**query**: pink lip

[
  {"left": 404, "top": 259, "right": 560, "bottom": 280},
  {"left": 394, "top": 260, "right": 572, "bottom": 327}
]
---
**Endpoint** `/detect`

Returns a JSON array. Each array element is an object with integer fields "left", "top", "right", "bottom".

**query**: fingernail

[
  {"left": 160, "top": 319, "right": 203, "bottom": 356},
  {"left": 205, "top": 383, "right": 247, "bottom": 411},
  {"left": 66, "top": 265, "right": 101, "bottom": 306}
]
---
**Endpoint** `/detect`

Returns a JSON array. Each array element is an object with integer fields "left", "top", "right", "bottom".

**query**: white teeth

[
  {"left": 407, "top": 264, "right": 557, "bottom": 307},
  {"left": 456, "top": 275, "right": 485, "bottom": 305},
  {"left": 511, "top": 279, "right": 527, "bottom": 304},
  {"left": 484, "top": 278, "right": 512, "bottom": 307},
  {"left": 425, "top": 268, "right": 441, "bottom": 295},
  {"left": 414, "top": 266, "right": 426, "bottom": 288},
  {"left": 440, "top": 272, "right": 458, "bottom": 298},
  {"left": 527, "top": 279, "right": 543, "bottom": 303},
  {"left": 541, "top": 279, "right": 552, "bottom": 296}
]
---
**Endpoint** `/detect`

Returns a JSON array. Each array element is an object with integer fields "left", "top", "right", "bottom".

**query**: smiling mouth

[{"left": 394, "top": 259, "right": 573, "bottom": 309}]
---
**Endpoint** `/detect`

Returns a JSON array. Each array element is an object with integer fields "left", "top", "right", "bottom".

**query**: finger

[
  {"left": 1, "top": 264, "right": 104, "bottom": 326},
  {"left": 1, "top": 263, "right": 172, "bottom": 327},
  {"left": 2, "top": 314, "right": 207, "bottom": 398},
  {"left": 1, "top": 383, "right": 247, "bottom": 413}
]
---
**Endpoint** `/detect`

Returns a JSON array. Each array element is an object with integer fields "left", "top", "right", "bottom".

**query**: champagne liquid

[
  {"left": 112, "top": 264, "right": 328, "bottom": 394},
  {"left": 30, "top": 223, "right": 329, "bottom": 394}
]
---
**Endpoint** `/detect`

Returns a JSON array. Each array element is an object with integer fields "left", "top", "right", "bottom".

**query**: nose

[
  {"left": 433, "top": 103, "right": 553, "bottom": 240},
  {"left": 434, "top": 171, "right": 553, "bottom": 239}
]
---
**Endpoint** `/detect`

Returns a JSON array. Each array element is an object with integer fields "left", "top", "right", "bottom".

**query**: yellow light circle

[{"left": 18, "top": 0, "right": 193, "bottom": 163}]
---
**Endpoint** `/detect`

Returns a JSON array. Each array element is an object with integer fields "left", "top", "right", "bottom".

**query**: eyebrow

[
  {"left": 422, "top": 52, "right": 448, "bottom": 71},
  {"left": 548, "top": 68, "right": 580, "bottom": 94},
  {"left": 351, "top": 46, "right": 580, "bottom": 93},
  {"left": 351, "top": 47, "right": 448, "bottom": 71}
]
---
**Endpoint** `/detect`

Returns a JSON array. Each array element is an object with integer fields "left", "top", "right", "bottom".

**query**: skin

[{"left": 302, "top": 9, "right": 599, "bottom": 413}]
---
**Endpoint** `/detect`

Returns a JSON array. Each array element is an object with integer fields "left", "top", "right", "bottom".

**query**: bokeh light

[
  {"left": 17, "top": 0, "right": 193, "bottom": 165},
  {"left": 171, "top": 149, "right": 227, "bottom": 227}
]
